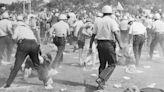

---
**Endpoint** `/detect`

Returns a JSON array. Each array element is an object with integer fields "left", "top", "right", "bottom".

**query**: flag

[{"left": 117, "top": 2, "right": 123, "bottom": 11}]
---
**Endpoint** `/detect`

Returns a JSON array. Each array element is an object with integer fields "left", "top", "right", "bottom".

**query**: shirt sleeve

[
  {"left": 129, "top": 25, "right": 133, "bottom": 35},
  {"left": 12, "top": 27, "right": 19, "bottom": 40},
  {"left": 7, "top": 21, "right": 13, "bottom": 36},
  {"left": 111, "top": 19, "right": 119, "bottom": 32},
  {"left": 66, "top": 23, "right": 70, "bottom": 33},
  {"left": 49, "top": 24, "right": 56, "bottom": 35},
  {"left": 151, "top": 22, "right": 156, "bottom": 30}
]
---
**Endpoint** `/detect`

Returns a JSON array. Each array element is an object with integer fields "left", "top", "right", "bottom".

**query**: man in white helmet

[
  {"left": 89, "top": 5, "right": 123, "bottom": 90},
  {"left": 48, "top": 14, "right": 70, "bottom": 74},
  {"left": 149, "top": 13, "right": 164, "bottom": 59},
  {"left": 0, "top": 12, "right": 14, "bottom": 65}
]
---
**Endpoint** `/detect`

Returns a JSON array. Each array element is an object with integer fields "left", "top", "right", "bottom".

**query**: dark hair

[
  {"left": 103, "top": 13, "right": 112, "bottom": 16},
  {"left": 128, "top": 21, "right": 133, "bottom": 25}
]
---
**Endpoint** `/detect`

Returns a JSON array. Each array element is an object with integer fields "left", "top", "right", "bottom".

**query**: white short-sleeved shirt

[
  {"left": 0, "top": 19, "right": 13, "bottom": 37},
  {"left": 93, "top": 16, "right": 119, "bottom": 40},
  {"left": 50, "top": 21, "right": 69, "bottom": 37},
  {"left": 152, "top": 20, "right": 164, "bottom": 33},
  {"left": 13, "top": 22, "right": 36, "bottom": 41},
  {"left": 129, "top": 22, "right": 146, "bottom": 35}
]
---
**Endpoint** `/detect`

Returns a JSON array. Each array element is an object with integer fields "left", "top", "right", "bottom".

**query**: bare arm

[
  {"left": 113, "top": 31, "right": 123, "bottom": 49},
  {"left": 48, "top": 25, "right": 55, "bottom": 38},
  {"left": 128, "top": 34, "right": 133, "bottom": 44}
]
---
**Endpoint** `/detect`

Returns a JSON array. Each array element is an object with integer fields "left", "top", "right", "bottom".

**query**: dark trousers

[
  {"left": 150, "top": 33, "right": 164, "bottom": 58},
  {"left": 133, "top": 35, "right": 145, "bottom": 65},
  {"left": 6, "top": 39, "right": 48, "bottom": 86},
  {"left": 40, "top": 22, "right": 47, "bottom": 41},
  {"left": 0, "top": 36, "right": 14, "bottom": 63},
  {"left": 51, "top": 36, "right": 66, "bottom": 69},
  {"left": 97, "top": 40, "right": 116, "bottom": 81},
  {"left": 147, "top": 29, "right": 153, "bottom": 48}
]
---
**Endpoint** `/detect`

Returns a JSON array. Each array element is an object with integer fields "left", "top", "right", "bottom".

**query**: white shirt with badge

[
  {"left": 49, "top": 21, "right": 69, "bottom": 37},
  {"left": 93, "top": 16, "right": 119, "bottom": 41},
  {"left": 129, "top": 22, "right": 146, "bottom": 35}
]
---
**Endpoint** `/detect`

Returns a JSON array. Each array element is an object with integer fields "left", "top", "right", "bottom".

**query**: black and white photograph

[{"left": 0, "top": 0, "right": 164, "bottom": 92}]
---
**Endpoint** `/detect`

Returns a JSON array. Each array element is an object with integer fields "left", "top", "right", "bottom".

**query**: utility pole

[
  {"left": 23, "top": 1, "right": 26, "bottom": 15},
  {"left": 28, "top": 0, "right": 32, "bottom": 14}
]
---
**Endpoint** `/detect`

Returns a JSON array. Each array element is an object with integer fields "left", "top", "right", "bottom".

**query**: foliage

[{"left": 4, "top": 0, "right": 164, "bottom": 14}]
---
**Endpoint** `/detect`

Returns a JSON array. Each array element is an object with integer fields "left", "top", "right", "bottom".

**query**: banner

[{"left": 117, "top": 2, "right": 124, "bottom": 11}]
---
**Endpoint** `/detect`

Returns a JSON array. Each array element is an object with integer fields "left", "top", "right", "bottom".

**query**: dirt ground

[{"left": 0, "top": 43, "right": 164, "bottom": 92}]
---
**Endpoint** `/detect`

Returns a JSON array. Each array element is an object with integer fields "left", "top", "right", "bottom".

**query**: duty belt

[{"left": 17, "top": 39, "right": 36, "bottom": 44}]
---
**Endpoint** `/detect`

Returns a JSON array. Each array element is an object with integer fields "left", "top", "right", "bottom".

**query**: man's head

[
  {"left": 97, "top": 12, "right": 103, "bottom": 17},
  {"left": 59, "top": 14, "right": 67, "bottom": 21},
  {"left": 122, "top": 16, "right": 128, "bottom": 20},
  {"left": 154, "top": 13, "right": 161, "bottom": 20},
  {"left": 17, "top": 15, "right": 24, "bottom": 21},
  {"left": 1, "top": 12, "right": 9, "bottom": 19},
  {"left": 102, "top": 5, "right": 113, "bottom": 16}
]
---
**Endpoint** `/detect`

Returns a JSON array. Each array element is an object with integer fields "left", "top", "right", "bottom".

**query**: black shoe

[
  {"left": 3, "top": 84, "right": 10, "bottom": 88},
  {"left": 96, "top": 78, "right": 102, "bottom": 84},
  {"left": 96, "top": 78, "right": 105, "bottom": 90},
  {"left": 97, "top": 84, "right": 104, "bottom": 90}
]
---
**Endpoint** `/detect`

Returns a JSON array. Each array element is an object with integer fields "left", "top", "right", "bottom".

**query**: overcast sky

[
  {"left": 0, "top": 0, "right": 17, "bottom": 4},
  {"left": 0, "top": 0, "right": 49, "bottom": 4}
]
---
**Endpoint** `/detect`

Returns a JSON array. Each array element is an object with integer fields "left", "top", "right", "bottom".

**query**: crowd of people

[{"left": 0, "top": 4, "right": 164, "bottom": 91}]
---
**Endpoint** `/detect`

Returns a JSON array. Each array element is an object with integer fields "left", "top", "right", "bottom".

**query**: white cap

[
  {"left": 1, "top": 6, "right": 6, "bottom": 10},
  {"left": 97, "top": 12, "right": 103, "bottom": 17},
  {"left": 55, "top": 13, "right": 60, "bottom": 17},
  {"left": 148, "top": 14, "right": 153, "bottom": 18},
  {"left": 1, "top": 12, "right": 9, "bottom": 19},
  {"left": 123, "top": 16, "right": 128, "bottom": 20},
  {"left": 68, "top": 12, "right": 76, "bottom": 18},
  {"left": 59, "top": 14, "right": 67, "bottom": 20},
  {"left": 102, "top": 5, "right": 113, "bottom": 14},
  {"left": 17, "top": 15, "right": 24, "bottom": 21},
  {"left": 154, "top": 13, "right": 161, "bottom": 20},
  {"left": 115, "top": 12, "right": 120, "bottom": 16},
  {"left": 129, "top": 17, "right": 135, "bottom": 22}
]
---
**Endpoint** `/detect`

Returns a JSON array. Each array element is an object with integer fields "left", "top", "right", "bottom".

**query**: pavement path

[{"left": 0, "top": 44, "right": 164, "bottom": 92}]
